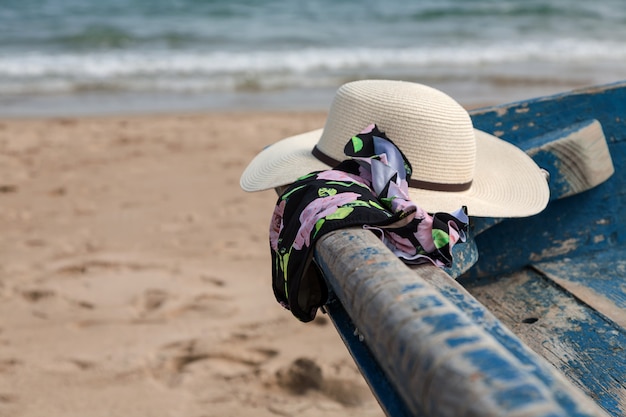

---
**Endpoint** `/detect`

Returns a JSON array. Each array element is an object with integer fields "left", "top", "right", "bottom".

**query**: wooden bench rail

[{"left": 315, "top": 228, "right": 609, "bottom": 417}]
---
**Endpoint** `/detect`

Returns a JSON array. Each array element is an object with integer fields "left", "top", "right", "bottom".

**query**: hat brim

[{"left": 240, "top": 129, "right": 549, "bottom": 218}]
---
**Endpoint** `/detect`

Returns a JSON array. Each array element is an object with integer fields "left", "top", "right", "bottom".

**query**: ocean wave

[{"left": 0, "top": 39, "right": 624, "bottom": 95}]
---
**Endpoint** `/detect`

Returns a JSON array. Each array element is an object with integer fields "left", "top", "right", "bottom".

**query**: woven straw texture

[{"left": 240, "top": 80, "right": 549, "bottom": 217}]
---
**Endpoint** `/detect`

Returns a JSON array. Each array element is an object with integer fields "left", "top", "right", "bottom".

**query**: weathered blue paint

[
  {"left": 425, "top": 277, "right": 541, "bottom": 360},
  {"left": 444, "top": 334, "right": 482, "bottom": 348},
  {"left": 460, "top": 117, "right": 611, "bottom": 261},
  {"left": 412, "top": 264, "right": 626, "bottom": 415},
  {"left": 463, "top": 348, "right": 527, "bottom": 382},
  {"left": 458, "top": 81, "right": 626, "bottom": 415},
  {"left": 466, "top": 81, "right": 626, "bottom": 278},
  {"left": 463, "top": 267, "right": 626, "bottom": 416},
  {"left": 491, "top": 383, "right": 547, "bottom": 410},
  {"left": 443, "top": 237, "right": 480, "bottom": 278},
  {"left": 534, "top": 249, "right": 626, "bottom": 313},
  {"left": 315, "top": 228, "right": 607, "bottom": 417},
  {"left": 518, "top": 119, "right": 599, "bottom": 152},
  {"left": 322, "top": 292, "right": 418, "bottom": 417}
]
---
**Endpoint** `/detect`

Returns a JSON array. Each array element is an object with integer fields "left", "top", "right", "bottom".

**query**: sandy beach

[
  {"left": 0, "top": 111, "right": 386, "bottom": 417},
  {"left": 2, "top": 0, "right": 625, "bottom": 414}
]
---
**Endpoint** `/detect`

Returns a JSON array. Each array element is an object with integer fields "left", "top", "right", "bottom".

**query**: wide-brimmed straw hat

[{"left": 240, "top": 80, "right": 549, "bottom": 218}]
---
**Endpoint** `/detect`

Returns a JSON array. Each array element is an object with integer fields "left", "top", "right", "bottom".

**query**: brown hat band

[{"left": 312, "top": 145, "right": 473, "bottom": 192}]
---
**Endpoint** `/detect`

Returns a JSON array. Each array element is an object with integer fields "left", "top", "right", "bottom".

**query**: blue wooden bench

[{"left": 314, "top": 81, "right": 626, "bottom": 416}]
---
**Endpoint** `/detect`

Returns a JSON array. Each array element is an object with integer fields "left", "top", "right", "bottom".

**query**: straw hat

[{"left": 240, "top": 80, "right": 549, "bottom": 218}]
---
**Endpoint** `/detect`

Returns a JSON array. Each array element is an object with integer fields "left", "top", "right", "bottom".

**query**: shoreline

[
  {"left": 1, "top": 77, "right": 609, "bottom": 119},
  {"left": 0, "top": 88, "right": 338, "bottom": 119}
]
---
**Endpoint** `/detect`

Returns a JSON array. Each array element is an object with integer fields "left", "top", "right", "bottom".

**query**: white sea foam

[{"left": 0, "top": 38, "right": 624, "bottom": 96}]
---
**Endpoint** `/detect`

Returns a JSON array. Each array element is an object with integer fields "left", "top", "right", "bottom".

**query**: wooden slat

[
  {"left": 533, "top": 251, "right": 626, "bottom": 329},
  {"left": 523, "top": 119, "right": 614, "bottom": 200},
  {"left": 467, "top": 118, "right": 613, "bottom": 240},
  {"left": 464, "top": 268, "right": 626, "bottom": 416}
]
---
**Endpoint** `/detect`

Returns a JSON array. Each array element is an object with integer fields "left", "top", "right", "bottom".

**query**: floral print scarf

[{"left": 270, "top": 124, "right": 469, "bottom": 322}]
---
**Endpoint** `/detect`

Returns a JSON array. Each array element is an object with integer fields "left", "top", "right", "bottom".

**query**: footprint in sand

[
  {"left": 133, "top": 289, "right": 237, "bottom": 322},
  {"left": 19, "top": 288, "right": 55, "bottom": 302},
  {"left": 0, "top": 360, "right": 20, "bottom": 415},
  {"left": 147, "top": 339, "right": 208, "bottom": 387},
  {"left": 165, "top": 293, "right": 237, "bottom": 319},
  {"left": 0, "top": 358, "right": 21, "bottom": 373},
  {"left": 18, "top": 287, "right": 94, "bottom": 312},
  {"left": 0, "top": 393, "right": 17, "bottom": 403},
  {"left": 0, "top": 392, "right": 18, "bottom": 415},
  {"left": 276, "top": 357, "right": 323, "bottom": 394},
  {"left": 275, "top": 357, "right": 371, "bottom": 407},
  {"left": 0, "top": 185, "right": 18, "bottom": 193},
  {"left": 148, "top": 338, "right": 278, "bottom": 387},
  {"left": 200, "top": 274, "right": 225, "bottom": 287},
  {"left": 133, "top": 288, "right": 169, "bottom": 317}
]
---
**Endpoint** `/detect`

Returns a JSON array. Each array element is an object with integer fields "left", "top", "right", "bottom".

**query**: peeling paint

[
  {"left": 463, "top": 81, "right": 626, "bottom": 416},
  {"left": 530, "top": 238, "right": 579, "bottom": 262},
  {"left": 466, "top": 268, "right": 626, "bottom": 416}
]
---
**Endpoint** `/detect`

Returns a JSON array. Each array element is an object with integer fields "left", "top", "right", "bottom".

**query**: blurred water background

[{"left": 1, "top": 0, "right": 625, "bottom": 116}]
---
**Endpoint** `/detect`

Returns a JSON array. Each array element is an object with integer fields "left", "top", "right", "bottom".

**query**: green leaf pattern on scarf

[{"left": 351, "top": 136, "right": 364, "bottom": 152}]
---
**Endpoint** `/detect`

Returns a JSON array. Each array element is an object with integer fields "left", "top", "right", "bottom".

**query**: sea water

[{"left": 1, "top": 0, "right": 625, "bottom": 115}]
